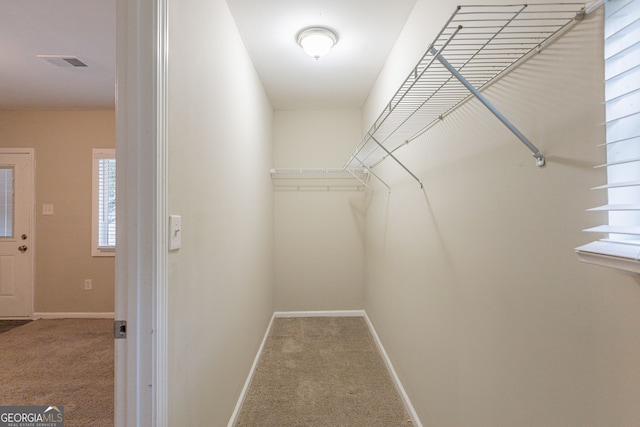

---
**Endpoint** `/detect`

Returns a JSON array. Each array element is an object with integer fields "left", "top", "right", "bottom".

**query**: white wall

[
  {"left": 273, "top": 109, "right": 365, "bottom": 311},
  {"left": 166, "top": 0, "right": 274, "bottom": 425},
  {"left": 363, "top": 4, "right": 640, "bottom": 427}
]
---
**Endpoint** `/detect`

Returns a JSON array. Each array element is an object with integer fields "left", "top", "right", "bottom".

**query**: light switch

[
  {"left": 42, "top": 204, "right": 54, "bottom": 215},
  {"left": 169, "top": 215, "right": 181, "bottom": 251}
]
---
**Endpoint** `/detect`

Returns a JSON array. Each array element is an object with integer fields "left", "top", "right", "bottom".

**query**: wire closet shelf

[
  {"left": 270, "top": 168, "right": 371, "bottom": 191},
  {"left": 344, "top": 2, "right": 588, "bottom": 176}
]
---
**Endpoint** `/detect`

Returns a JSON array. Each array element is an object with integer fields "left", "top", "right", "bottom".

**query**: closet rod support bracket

[
  {"left": 351, "top": 159, "right": 391, "bottom": 193},
  {"left": 431, "top": 47, "right": 546, "bottom": 169},
  {"left": 371, "top": 136, "right": 423, "bottom": 188}
]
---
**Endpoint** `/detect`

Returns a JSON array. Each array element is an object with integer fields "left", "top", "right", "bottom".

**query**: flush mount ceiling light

[{"left": 296, "top": 27, "right": 338, "bottom": 60}]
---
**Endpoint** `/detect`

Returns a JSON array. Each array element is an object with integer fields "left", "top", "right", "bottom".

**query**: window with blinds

[
  {"left": 92, "top": 149, "right": 116, "bottom": 256},
  {"left": 576, "top": 0, "right": 640, "bottom": 272},
  {"left": 0, "top": 168, "right": 14, "bottom": 238}
]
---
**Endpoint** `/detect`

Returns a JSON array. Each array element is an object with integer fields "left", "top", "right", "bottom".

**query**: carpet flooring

[
  {"left": 0, "top": 319, "right": 32, "bottom": 334},
  {"left": 0, "top": 318, "right": 114, "bottom": 427},
  {"left": 235, "top": 316, "right": 413, "bottom": 426}
]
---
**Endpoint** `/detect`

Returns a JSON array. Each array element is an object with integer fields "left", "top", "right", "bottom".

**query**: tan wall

[
  {"left": 0, "top": 110, "right": 115, "bottom": 314},
  {"left": 166, "top": 0, "right": 274, "bottom": 425},
  {"left": 274, "top": 109, "right": 365, "bottom": 311},
  {"left": 362, "top": 5, "right": 640, "bottom": 426}
]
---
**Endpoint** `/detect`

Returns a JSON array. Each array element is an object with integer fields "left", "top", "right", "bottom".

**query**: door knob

[{"left": 18, "top": 245, "right": 27, "bottom": 253}]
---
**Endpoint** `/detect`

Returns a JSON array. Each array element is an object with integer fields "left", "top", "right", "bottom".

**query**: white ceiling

[
  {"left": 226, "top": 0, "right": 417, "bottom": 110},
  {"left": 0, "top": 0, "right": 116, "bottom": 110},
  {"left": 0, "top": 0, "right": 416, "bottom": 110}
]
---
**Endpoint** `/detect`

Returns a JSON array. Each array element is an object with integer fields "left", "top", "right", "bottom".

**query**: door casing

[{"left": 115, "top": 0, "right": 168, "bottom": 425}]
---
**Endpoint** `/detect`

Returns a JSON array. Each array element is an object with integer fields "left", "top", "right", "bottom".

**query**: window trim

[
  {"left": 92, "top": 148, "right": 116, "bottom": 257},
  {"left": 576, "top": 241, "right": 640, "bottom": 273}
]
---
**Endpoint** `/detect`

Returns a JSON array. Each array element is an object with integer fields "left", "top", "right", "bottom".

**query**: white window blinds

[
  {"left": 0, "top": 168, "right": 13, "bottom": 238},
  {"left": 576, "top": 0, "right": 640, "bottom": 272},
  {"left": 92, "top": 149, "right": 116, "bottom": 256},
  {"left": 98, "top": 157, "right": 116, "bottom": 247}
]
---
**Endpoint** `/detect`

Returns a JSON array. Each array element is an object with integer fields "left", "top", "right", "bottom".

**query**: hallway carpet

[
  {"left": 235, "top": 316, "right": 412, "bottom": 426},
  {"left": 0, "top": 318, "right": 114, "bottom": 427}
]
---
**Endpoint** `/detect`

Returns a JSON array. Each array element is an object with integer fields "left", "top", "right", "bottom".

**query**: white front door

[{"left": 0, "top": 149, "right": 34, "bottom": 318}]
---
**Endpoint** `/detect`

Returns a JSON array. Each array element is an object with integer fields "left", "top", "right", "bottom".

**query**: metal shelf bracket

[
  {"left": 431, "top": 47, "right": 547, "bottom": 168},
  {"left": 350, "top": 158, "right": 391, "bottom": 193},
  {"left": 371, "top": 136, "right": 423, "bottom": 188}
]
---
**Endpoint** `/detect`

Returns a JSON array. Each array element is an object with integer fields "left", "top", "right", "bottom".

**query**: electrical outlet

[{"left": 84, "top": 279, "right": 92, "bottom": 290}]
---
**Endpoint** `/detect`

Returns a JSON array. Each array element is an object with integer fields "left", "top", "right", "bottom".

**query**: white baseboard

[
  {"left": 32, "top": 312, "right": 115, "bottom": 319},
  {"left": 363, "top": 312, "right": 422, "bottom": 427},
  {"left": 274, "top": 309, "right": 366, "bottom": 318},
  {"left": 227, "top": 312, "right": 277, "bottom": 427},
  {"left": 230, "top": 309, "right": 422, "bottom": 427}
]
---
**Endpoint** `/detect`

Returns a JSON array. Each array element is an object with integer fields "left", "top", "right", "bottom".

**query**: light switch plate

[{"left": 169, "top": 215, "right": 181, "bottom": 250}]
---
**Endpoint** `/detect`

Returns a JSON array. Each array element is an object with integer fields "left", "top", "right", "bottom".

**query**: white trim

[
  {"left": 232, "top": 310, "right": 423, "bottom": 427},
  {"left": 576, "top": 251, "right": 640, "bottom": 274},
  {"left": 274, "top": 310, "right": 366, "bottom": 318},
  {"left": 115, "top": 0, "right": 157, "bottom": 425},
  {"left": 33, "top": 312, "right": 115, "bottom": 319},
  {"left": 362, "top": 312, "right": 423, "bottom": 427},
  {"left": 576, "top": 241, "right": 640, "bottom": 274},
  {"left": 0, "top": 148, "right": 36, "bottom": 156},
  {"left": 227, "top": 313, "right": 277, "bottom": 427},
  {"left": 154, "top": 0, "right": 169, "bottom": 423}
]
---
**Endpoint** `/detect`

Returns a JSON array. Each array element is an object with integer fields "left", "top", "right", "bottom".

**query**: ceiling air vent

[{"left": 37, "top": 55, "right": 88, "bottom": 68}]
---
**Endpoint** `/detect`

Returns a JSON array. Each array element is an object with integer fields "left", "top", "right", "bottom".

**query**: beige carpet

[
  {"left": 0, "top": 318, "right": 114, "bottom": 427},
  {"left": 235, "top": 316, "right": 413, "bottom": 426}
]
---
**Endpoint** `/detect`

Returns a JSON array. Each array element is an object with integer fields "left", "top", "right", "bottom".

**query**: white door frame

[
  {"left": 115, "top": 0, "right": 168, "bottom": 425},
  {"left": 0, "top": 148, "right": 35, "bottom": 319}
]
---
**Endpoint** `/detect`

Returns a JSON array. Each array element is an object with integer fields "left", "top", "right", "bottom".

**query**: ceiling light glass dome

[{"left": 296, "top": 27, "right": 338, "bottom": 60}]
